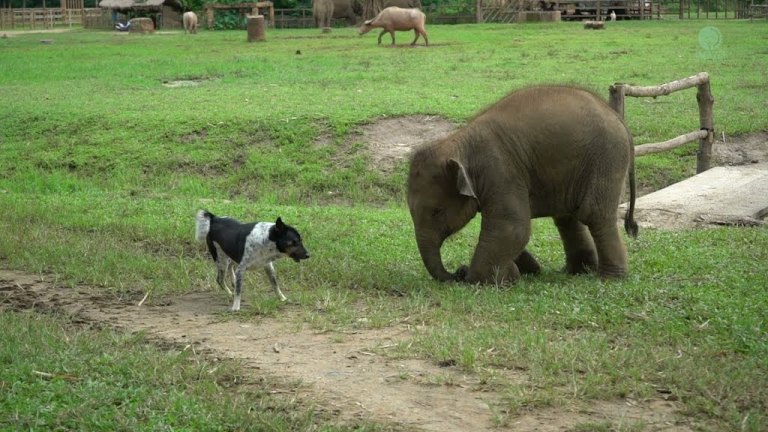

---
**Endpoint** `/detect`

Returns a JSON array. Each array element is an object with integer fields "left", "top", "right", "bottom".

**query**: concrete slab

[{"left": 621, "top": 163, "right": 768, "bottom": 229}]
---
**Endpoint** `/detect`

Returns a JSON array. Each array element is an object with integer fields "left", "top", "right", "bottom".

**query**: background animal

[
  {"left": 195, "top": 210, "right": 310, "bottom": 311},
  {"left": 313, "top": 0, "right": 335, "bottom": 30},
  {"left": 182, "top": 11, "right": 198, "bottom": 34},
  {"left": 332, "top": 0, "right": 362, "bottom": 25},
  {"left": 358, "top": 7, "right": 428, "bottom": 46},
  {"left": 406, "top": 85, "right": 637, "bottom": 285}
]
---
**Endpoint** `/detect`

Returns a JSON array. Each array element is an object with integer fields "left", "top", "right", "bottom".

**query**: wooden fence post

[
  {"left": 607, "top": 72, "right": 714, "bottom": 172},
  {"left": 206, "top": 5, "right": 214, "bottom": 29},
  {"left": 608, "top": 83, "right": 626, "bottom": 118},
  {"left": 697, "top": 79, "right": 715, "bottom": 173}
]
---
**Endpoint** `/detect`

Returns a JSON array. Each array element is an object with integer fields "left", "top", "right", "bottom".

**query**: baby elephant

[
  {"left": 407, "top": 86, "right": 638, "bottom": 285},
  {"left": 358, "top": 6, "right": 428, "bottom": 46},
  {"left": 183, "top": 11, "right": 198, "bottom": 34}
]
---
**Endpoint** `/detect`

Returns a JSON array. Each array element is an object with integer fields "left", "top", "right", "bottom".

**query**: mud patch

[
  {"left": 713, "top": 131, "right": 768, "bottom": 166},
  {"left": 353, "top": 115, "right": 457, "bottom": 173},
  {"left": 1, "top": 269, "right": 701, "bottom": 431}
]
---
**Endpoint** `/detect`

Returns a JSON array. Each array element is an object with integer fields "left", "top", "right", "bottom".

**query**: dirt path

[{"left": 3, "top": 269, "right": 698, "bottom": 431}]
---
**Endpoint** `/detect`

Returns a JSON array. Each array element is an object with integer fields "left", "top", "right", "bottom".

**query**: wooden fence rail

[{"left": 609, "top": 72, "right": 715, "bottom": 173}]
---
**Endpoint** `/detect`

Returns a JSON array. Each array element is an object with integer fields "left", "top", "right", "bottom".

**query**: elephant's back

[
  {"left": 476, "top": 86, "right": 618, "bottom": 124},
  {"left": 471, "top": 85, "right": 631, "bottom": 151}
]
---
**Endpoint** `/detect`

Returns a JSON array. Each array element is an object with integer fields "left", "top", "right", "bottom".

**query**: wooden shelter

[{"left": 98, "top": 0, "right": 183, "bottom": 29}]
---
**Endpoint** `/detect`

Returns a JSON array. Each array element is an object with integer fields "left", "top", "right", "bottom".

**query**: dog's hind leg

[
  {"left": 215, "top": 256, "right": 234, "bottom": 296},
  {"left": 264, "top": 262, "right": 287, "bottom": 301}
]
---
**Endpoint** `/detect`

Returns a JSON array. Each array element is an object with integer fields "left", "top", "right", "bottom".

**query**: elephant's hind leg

[
  {"left": 586, "top": 219, "right": 628, "bottom": 278},
  {"left": 554, "top": 215, "right": 598, "bottom": 274}
]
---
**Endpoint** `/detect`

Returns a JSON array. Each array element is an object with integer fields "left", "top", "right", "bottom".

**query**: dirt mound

[{"left": 2, "top": 270, "right": 698, "bottom": 431}]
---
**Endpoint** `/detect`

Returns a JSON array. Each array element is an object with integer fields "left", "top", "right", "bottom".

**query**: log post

[
  {"left": 696, "top": 78, "right": 715, "bottom": 173},
  {"left": 206, "top": 5, "right": 214, "bottom": 30},
  {"left": 608, "top": 83, "right": 626, "bottom": 118},
  {"left": 247, "top": 14, "right": 265, "bottom": 42}
]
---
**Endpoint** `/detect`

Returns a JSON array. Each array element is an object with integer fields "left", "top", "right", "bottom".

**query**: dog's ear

[{"left": 275, "top": 217, "right": 284, "bottom": 231}]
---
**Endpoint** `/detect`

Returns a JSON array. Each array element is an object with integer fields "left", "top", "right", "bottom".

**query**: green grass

[
  {"left": 0, "top": 310, "right": 399, "bottom": 431},
  {"left": 1, "top": 20, "right": 767, "bottom": 431}
]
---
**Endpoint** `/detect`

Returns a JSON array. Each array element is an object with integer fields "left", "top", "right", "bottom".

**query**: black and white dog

[{"left": 195, "top": 210, "right": 309, "bottom": 311}]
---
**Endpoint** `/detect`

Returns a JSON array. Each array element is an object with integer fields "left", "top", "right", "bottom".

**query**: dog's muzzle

[{"left": 289, "top": 248, "right": 310, "bottom": 263}]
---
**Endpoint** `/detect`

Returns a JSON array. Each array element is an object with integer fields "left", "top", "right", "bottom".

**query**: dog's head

[{"left": 270, "top": 217, "right": 310, "bottom": 263}]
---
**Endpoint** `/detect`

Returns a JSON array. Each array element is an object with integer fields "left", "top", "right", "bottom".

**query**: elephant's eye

[{"left": 431, "top": 208, "right": 444, "bottom": 218}]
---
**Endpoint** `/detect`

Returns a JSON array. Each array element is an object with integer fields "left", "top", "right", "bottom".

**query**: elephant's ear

[{"left": 447, "top": 159, "right": 477, "bottom": 198}]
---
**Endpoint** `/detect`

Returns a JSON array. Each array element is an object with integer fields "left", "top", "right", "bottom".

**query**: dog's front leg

[
  {"left": 232, "top": 267, "right": 245, "bottom": 312},
  {"left": 264, "top": 262, "right": 287, "bottom": 301}
]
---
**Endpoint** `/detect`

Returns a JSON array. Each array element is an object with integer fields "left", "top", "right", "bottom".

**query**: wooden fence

[
  {"left": 0, "top": 7, "right": 103, "bottom": 29},
  {"left": 609, "top": 72, "right": 715, "bottom": 173},
  {"left": 675, "top": 0, "right": 756, "bottom": 19}
]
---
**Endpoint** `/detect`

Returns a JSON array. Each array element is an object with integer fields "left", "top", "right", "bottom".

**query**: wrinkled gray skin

[
  {"left": 313, "top": 0, "right": 334, "bottom": 28},
  {"left": 407, "top": 86, "right": 638, "bottom": 285}
]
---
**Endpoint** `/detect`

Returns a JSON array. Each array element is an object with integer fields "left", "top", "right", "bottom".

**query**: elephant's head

[{"left": 407, "top": 149, "right": 479, "bottom": 282}]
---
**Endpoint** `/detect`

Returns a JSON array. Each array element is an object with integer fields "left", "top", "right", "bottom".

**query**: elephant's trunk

[{"left": 416, "top": 233, "right": 454, "bottom": 282}]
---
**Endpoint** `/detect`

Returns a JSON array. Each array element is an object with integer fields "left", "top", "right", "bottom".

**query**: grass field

[{"left": 1, "top": 20, "right": 767, "bottom": 430}]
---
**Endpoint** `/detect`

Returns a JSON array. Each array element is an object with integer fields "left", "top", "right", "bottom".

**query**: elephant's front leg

[{"left": 463, "top": 217, "right": 531, "bottom": 284}]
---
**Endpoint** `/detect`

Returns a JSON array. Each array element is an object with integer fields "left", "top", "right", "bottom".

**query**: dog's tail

[{"left": 195, "top": 209, "right": 214, "bottom": 241}]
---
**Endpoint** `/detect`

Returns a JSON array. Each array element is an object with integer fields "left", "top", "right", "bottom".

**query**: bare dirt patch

[
  {"left": 2, "top": 269, "right": 700, "bottom": 431},
  {"left": 712, "top": 131, "right": 768, "bottom": 167},
  {"left": 353, "top": 115, "right": 457, "bottom": 173}
]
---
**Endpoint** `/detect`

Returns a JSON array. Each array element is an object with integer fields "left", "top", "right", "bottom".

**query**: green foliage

[{"left": 213, "top": 9, "right": 248, "bottom": 30}]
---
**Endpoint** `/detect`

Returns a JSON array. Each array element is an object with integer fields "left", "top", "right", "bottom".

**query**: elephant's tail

[{"left": 623, "top": 145, "right": 638, "bottom": 238}]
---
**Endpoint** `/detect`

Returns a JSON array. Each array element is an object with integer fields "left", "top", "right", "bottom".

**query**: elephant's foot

[
  {"left": 597, "top": 263, "right": 627, "bottom": 279},
  {"left": 515, "top": 250, "right": 541, "bottom": 275},
  {"left": 564, "top": 249, "right": 598, "bottom": 275},
  {"left": 457, "top": 264, "right": 521, "bottom": 285}
]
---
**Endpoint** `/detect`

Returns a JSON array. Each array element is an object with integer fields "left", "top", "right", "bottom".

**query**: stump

[
  {"left": 321, "top": 27, "right": 332, "bottom": 33},
  {"left": 517, "top": 11, "right": 561, "bottom": 22},
  {"left": 246, "top": 15, "right": 266, "bottom": 42},
  {"left": 129, "top": 17, "right": 155, "bottom": 34},
  {"left": 583, "top": 20, "right": 605, "bottom": 29}
]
